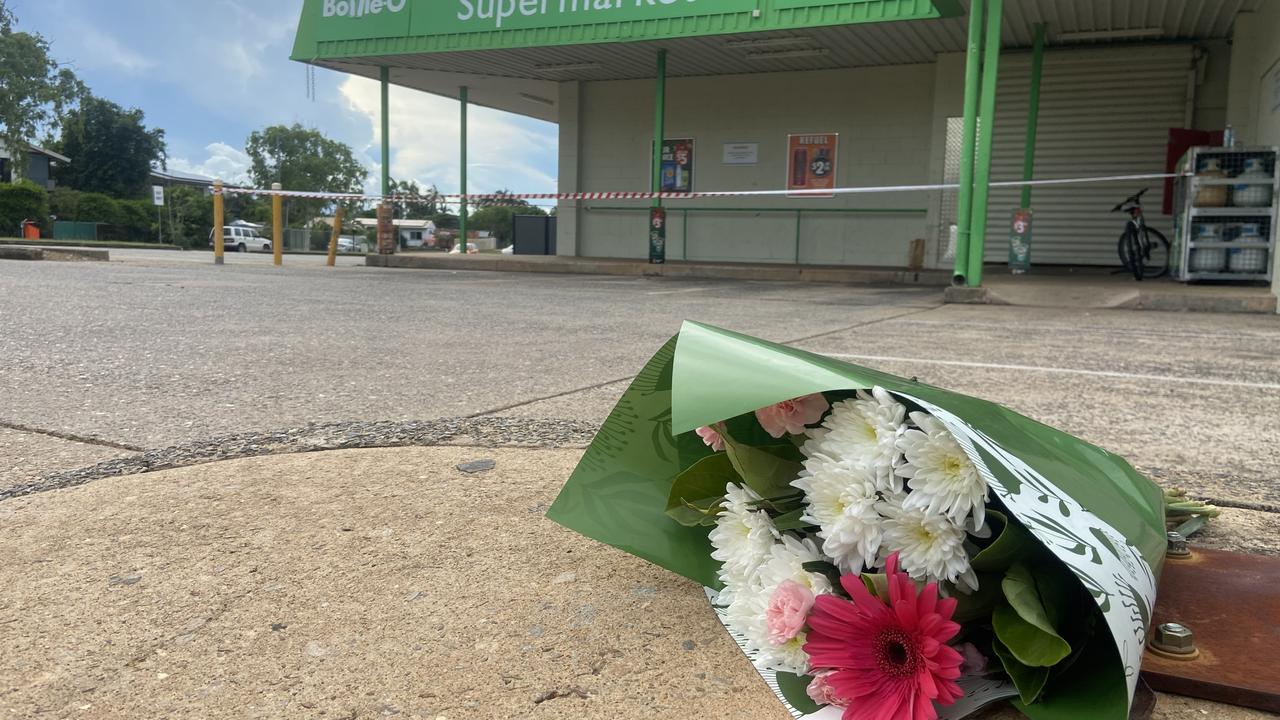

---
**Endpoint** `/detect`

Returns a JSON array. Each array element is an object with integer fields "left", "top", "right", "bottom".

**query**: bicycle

[{"left": 1112, "top": 188, "right": 1170, "bottom": 281}]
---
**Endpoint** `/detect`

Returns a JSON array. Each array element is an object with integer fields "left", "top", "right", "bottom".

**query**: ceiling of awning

[{"left": 311, "top": 0, "right": 1263, "bottom": 122}]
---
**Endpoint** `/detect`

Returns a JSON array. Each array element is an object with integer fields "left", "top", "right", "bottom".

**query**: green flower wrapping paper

[{"left": 548, "top": 322, "right": 1166, "bottom": 720}]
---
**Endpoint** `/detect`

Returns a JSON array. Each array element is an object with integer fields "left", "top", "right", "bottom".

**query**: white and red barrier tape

[{"left": 214, "top": 172, "right": 1182, "bottom": 203}]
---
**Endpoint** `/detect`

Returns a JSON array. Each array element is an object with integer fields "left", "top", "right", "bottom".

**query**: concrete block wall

[{"left": 562, "top": 64, "right": 938, "bottom": 267}]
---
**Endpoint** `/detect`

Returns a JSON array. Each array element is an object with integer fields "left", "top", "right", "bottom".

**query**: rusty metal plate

[{"left": 1141, "top": 548, "right": 1280, "bottom": 712}]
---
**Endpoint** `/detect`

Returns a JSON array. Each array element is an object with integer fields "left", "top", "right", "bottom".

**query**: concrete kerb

[
  {"left": 0, "top": 246, "right": 109, "bottom": 262},
  {"left": 366, "top": 253, "right": 952, "bottom": 286},
  {"left": 944, "top": 281, "right": 1278, "bottom": 314}
]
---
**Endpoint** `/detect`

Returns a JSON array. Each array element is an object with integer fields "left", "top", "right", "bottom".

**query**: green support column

[
  {"left": 380, "top": 67, "right": 391, "bottom": 198},
  {"left": 953, "top": 0, "right": 985, "bottom": 285},
  {"left": 965, "top": 0, "right": 1003, "bottom": 287},
  {"left": 651, "top": 49, "right": 667, "bottom": 208},
  {"left": 459, "top": 85, "right": 469, "bottom": 250},
  {"left": 1021, "top": 23, "right": 1046, "bottom": 209}
]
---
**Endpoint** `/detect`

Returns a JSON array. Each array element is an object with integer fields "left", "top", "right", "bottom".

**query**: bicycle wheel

[
  {"left": 1140, "top": 227, "right": 1170, "bottom": 279},
  {"left": 1117, "top": 228, "right": 1144, "bottom": 281}
]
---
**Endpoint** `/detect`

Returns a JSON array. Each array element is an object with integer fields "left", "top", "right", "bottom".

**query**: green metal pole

[
  {"left": 966, "top": 0, "right": 1003, "bottom": 287},
  {"left": 652, "top": 49, "right": 667, "bottom": 209},
  {"left": 459, "top": 85, "right": 468, "bottom": 251},
  {"left": 682, "top": 209, "right": 688, "bottom": 260},
  {"left": 795, "top": 210, "right": 802, "bottom": 264},
  {"left": 380, "top": 67, "right": 391, "bottom": 198},
  {"left": 953, "top": 0, "right": 985, "bottom": 285},
  {"left": 1021, "top": 23, "right": 1046, "bottom": 210}
]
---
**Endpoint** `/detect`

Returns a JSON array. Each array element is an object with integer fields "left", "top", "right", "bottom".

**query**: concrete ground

[
  {"left": 0, "top": 447, "right": 1272, "bottom": 720},
  {"left": 2, "top": 248, "right": 1279, "bottom": 717}
]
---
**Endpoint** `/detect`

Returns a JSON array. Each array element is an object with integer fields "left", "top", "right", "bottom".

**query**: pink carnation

[
  {"left": 765, "top": 580, "right": 815, "bottom": 645},
  {"left": 696, "top": 425, "right": 724, "bottom": 451},
  {"left": 957, "top": 642, "right": 988, "bottom": 677},
  {"left": 806, "top": 671, "right": 849, "bottom": 708},
  {"left": 756, "top": 394, "right": 829, "bottom": 438}
]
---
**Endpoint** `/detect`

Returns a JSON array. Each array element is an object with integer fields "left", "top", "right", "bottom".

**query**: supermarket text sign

[
  {"left": 441, "top": 0, "right": 755, "bottom": 32},
  {"left": 316, "top": 0, "right": 757, "bottom": 43}
]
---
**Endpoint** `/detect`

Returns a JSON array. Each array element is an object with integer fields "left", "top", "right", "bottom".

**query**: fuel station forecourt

[{"left": 290, "top": 0, "right": 1280, "bottom": 299}]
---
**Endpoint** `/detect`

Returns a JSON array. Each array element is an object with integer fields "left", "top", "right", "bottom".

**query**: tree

[
  {"left": 52, "top": 96, "right": 166, "bottom": 198},
  {"left": 0, "top": 1, "right": 85, "bottom": 182},
  {"left": 246, "top": 124, "right": 367, "bottom": 227},
  {"left": 467, "top": 189, "right": 546, "bottom": 246},
  {"left": 388, "top": 178, "right": 441, "bottom": 219}
]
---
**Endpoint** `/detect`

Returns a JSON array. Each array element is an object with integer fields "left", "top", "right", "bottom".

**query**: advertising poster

[
  {"left": 648, "top": 207, "right": 667, "bottom": 265},
  {"left": 660, "top": 139, "right": 695, "bottom": 193},
  {"left": 1009, "top": 208, "right": 1033, "bottom": 273},
  {"left": 786, "top": 133, "right": 839, "bottom": 197}
]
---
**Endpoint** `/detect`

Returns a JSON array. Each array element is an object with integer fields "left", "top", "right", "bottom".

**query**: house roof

[
  {"left": 0, "top": 144, "right": 70, "bottom": 163},
  {"left": 32, "top": 145, "right": 70, "bottom": 163},
  {"left": 151, "top": 167, "right": 215, "bottom": 187},
  {"left": 354, "top": 218, "right": 436, "bottom": 230}
]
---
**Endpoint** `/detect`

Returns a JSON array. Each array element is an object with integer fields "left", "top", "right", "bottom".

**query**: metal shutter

[{"left": 983, "top": 44, "right": 1193, "bottom": 265}]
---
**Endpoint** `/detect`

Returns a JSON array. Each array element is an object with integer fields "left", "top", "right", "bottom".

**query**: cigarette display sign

[
  {"left": 660, "top": 138, "right": 694, "bottom": 193},
  {"left": 786, "top": 133, "right": 838, "bottom": 198}
]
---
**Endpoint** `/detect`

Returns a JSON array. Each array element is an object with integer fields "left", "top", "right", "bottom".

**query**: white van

[{"left": 208, "top": 226, "right": 271, "bottom": 253}]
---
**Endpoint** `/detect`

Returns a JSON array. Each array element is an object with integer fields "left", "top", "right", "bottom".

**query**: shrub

[
  {"left": 75, "top": 192, "right": 125, "bottom": 227},
  {"left": 0, "top": 181, "right": 50, "bottom": 238},
  {"left": 114, "top": 199, "right": 154, "bottom": 242}
]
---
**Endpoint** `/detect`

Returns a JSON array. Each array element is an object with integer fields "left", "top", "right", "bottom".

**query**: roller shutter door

[{"left": 983, "top": 44, "right": 1193, "bottom": 266}]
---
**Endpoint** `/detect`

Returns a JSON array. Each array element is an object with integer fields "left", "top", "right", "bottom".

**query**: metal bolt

[
  {"left": 1152, "top": 622, "right": 1196, "bottom": 655},
  {"left": 1166, "top": 531, "right": 1190, "bottom": 558}
]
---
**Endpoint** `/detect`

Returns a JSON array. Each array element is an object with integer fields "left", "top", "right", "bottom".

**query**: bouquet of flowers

[{"left": 548, "top": 323, "right": 1167, "bottom": 720}]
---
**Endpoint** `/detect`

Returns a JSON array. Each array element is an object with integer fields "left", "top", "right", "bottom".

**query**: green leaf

[
  {"left": 951, "top": 573, "right": 1002, "bottom": 624},
  {"left": 994, "top": 562, "right": 1072, "bottom": 667},
  {"left": 775, "top": 672, "right": 822, "bottom": 714},
  {"left": 771, "top": 508, "right": 813, "bottom": 531},
  {"left": 860, "top": 573, "right": 888, "bottom": 601},
  {"left": 664, "top": 453, "right": 737, "bottom": 527},
  {"left": 802, "top": 561, "right": 845, "bottom": 595},
  {"left": 971, "top": 510, "right": 1034, "bottom": 573},
  {"left": 719, "top": 427, "right": 803, "bottom": 500},
  {"left": 993, "top": 636, "right": 1050, "bottom": 705}
]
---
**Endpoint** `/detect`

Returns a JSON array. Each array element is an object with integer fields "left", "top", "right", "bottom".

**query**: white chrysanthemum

[
  {"left": 709, "top": 483, "right": 778, "bottom": 596},
  {"left": 756, "top": 534, "right": 833, "bottom": 597},
  {"left": 723, "top": 536, "right": 825, "bottom": 676},
  {"left": 897, "top": 412, "right": 988, "bottom": 530},
  {"left": 878, "top": 503, "right": 978, "bottom": 592},
  {"left": 805, "top": 387, "right": 906, "bottom": 491},
  {"left": 792, "top": 453, "right": 884, "bottom": 574}
]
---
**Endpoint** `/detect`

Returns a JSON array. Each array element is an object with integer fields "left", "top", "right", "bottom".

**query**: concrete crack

[
  {"left": 0, "top": 420, "right": 145, "bottom": 452},
  {"left": 468, "top": 304, "right": 945, "bottom": 418}
]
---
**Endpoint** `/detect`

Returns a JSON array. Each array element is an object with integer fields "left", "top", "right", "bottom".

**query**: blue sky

[{"left": 10, "top": 0, "right": 559, "bottom": 197}]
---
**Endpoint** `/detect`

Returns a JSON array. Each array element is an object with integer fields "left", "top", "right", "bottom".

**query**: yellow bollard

[
  {"left": 271, "top": 182, "right": 283, "bottom": 267},
  {"left": 213, "top": 180, "right": 225, "bottom": 265},
  {"left": 327, "top": 206, "right": 344, "bottom": 268}
]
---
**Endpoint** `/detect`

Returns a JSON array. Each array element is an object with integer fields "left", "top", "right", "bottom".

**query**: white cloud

[
  {"left": 60, "top": 22, "right": 154, "bottom": 74},
  {"left": 168, "top": 142, "right": 252, "bottom": 184},
  {"left": 339, "top": 77, "right": 558, "bottom": 198}
]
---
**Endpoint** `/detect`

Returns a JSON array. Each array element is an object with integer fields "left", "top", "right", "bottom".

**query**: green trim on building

[{"left": 292, "top": 0, "right": 960, "bottom": 62}]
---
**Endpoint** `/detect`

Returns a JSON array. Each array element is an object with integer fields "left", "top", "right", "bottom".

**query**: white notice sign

[
  {"left": 152, "top": 185, "right": 165, "bottom": 206},
  {"left": 722, "top": 142, "right": 759, "bottom": 166}
]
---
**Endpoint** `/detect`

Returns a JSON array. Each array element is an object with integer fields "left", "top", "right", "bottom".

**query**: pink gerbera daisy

[{"left": 803, "top": 552, "right": 964, "bottom": 720}]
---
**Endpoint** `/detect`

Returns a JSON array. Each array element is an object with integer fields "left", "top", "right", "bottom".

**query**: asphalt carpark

[
  {"left": 2, "top": 248, "right": 1280, "bottom": 718},
  {"left": 2, "top": 248, "right": 1277, "bottom": 504}
]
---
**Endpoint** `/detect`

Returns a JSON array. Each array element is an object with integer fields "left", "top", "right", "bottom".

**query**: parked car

[
  {"left": 337, "top": 236, "right": 367, "bottom": 253},
  {"left": 208, "top": 226, "right": 271, "bottom": 253}
]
